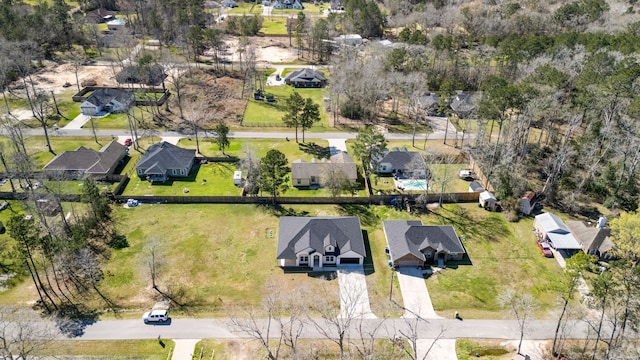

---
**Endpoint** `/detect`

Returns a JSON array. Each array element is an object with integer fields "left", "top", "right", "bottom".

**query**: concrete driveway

[
  {"left": 396, "top": 267, "right": 442, "bottom": 319},
  {"left": 419, "top": 339, "right": 458, "bottom": 360},
  {"left": 337, "top": 265, "right": 376, "bottom": 319}
]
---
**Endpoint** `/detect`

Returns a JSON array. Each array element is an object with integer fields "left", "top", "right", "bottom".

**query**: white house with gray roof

[
  {"left": 534, "top": 212, "right": 582, "bottom": 252},
  {"left": 376, "top": 148, "right": 428, "bottom": 179},
  {"left": 383, "top": 220, "right": 465, "bottom": 267},
  {"left": 80, "top": 88, "right": 134, "bottom": 116},
  {"left": 276, "top": 216, "right": 365, "bottom": 268},
  {"left": 135, "top": 142, "right": 195, "bottom": 182}
]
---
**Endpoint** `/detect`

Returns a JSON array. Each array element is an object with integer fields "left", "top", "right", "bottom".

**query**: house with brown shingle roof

[{"left": 566, "top": 220, "right": 616, "bottom": 260}]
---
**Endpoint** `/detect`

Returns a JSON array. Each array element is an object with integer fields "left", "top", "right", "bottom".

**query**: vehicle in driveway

[
  {"left": 124, "top": 138, "right": 132, "bottom": 147},
  {"left": 537, "top": 241, "right": 553, "bottom": 257},
  {"left": 0, "top": 202, "right": 8, "bottom": 211},
  {"left": 143, "top": 309, "right": 169, "bottom": 323}
]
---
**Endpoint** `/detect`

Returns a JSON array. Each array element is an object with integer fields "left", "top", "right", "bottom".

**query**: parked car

[
  {"left": 142, "top": 309, "right": 169, "bottom": 323},
  {"left": 537, "top": 241, "right": 553, "bottom": 258},
  {"left": 124, "top": 138, "right": 132, "bottom": 147},
  {"left": 0, "top": 202, "right": 8, "bottom": 211}
]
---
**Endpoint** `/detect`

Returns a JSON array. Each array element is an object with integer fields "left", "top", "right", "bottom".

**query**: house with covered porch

[
  {"left": 276, "top": 216, "right": 365, "bottom": 268},
  {"left": 383, "top": 220, "right": 466, "bottom": 268}
]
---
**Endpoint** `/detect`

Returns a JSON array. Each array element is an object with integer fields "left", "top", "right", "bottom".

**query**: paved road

[{"left": 64, "top": 318, "right": 594, "bottom": 341}]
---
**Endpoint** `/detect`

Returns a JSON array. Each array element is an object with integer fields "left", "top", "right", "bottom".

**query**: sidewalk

[{"left": 172, "top": 339, "right": 200, "bottom": 360}]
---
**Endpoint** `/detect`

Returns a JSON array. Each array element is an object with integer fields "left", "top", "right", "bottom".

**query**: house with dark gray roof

[
  {"left": 291, "top": 152, "right": 357, "bottom": 188},
  {"left": 383, "top": 220, "right": 466, "bottom": 267},
  {"left": 566, "top": 220, "right": 616, "bottom": 260},
  {"left": 80, "top": 89, "right": 134, "bottom": 116},
  {"left": 277, "top": 216, "right": 365, "bottom": 268},
  {"left": 376, "top": 148, "right": 428, "bottom": 179},
  {"left": 418, "top": 92, "right": 440, "bottom": 114},
  {"left": 449, "top": 91, "right": 480, "bottom": 118},
  {"left": 135, "top": 142, "right": 196, "bottom": 182},
  {"left": 285, "top": 68, "right": 327, "bottom": 88},
  {"left": 43, "top": 140, "right": 126, "bottom": 180}
]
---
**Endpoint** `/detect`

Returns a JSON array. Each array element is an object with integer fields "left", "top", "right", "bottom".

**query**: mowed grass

[
  {"left": 423, "top": 204, "right": 564, "bottom": 319},
  {"left": 243, "top": 86, "right": 329, "bottom": 130},
  {"left": 100, "top": 204, "right": 340, "bottom": 316},
  {"left": 261, "top": 18, "right": 288, "bottom": 35},
  {"left": 39, "top": 339, "right": 174, "bottom": 359}
]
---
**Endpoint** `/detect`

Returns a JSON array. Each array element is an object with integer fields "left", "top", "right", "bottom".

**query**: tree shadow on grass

[
  {"left": 338, "top": 204, "right": 379, "bottom": 227},
  {"left": 298, "top": 142, "right": 331, "bottom": 159},
  {"left": 432, "top": 206, "right": 509, "bottom": 243},
  {"left": 257, "top": 203, "right": 310, "bottom": 217}
]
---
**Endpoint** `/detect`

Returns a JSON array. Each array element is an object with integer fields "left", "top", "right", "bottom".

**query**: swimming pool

[{"left": 396, "top": 179, "right": 429, "bottom": 191}]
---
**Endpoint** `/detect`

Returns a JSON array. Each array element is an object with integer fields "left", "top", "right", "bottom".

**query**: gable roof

[
  {"left": 379, "top": 150, "right": 424, "bottom": 170},
  {"left": 535, "top": 212, "right": 569, "bottom": 234},
  {"left": 136, "top": 142, "right": 195, "bottom": 174},
  {"left": 450, "top": 91, "right": 479, "bottom": 114},
  {"left": 43, "top": 140, "right": 125, "bottom": 175},
  {"left": 276, "top": 216, "right": 365, "bottom": 260},
  {"left": 291, "top": 152, "right": 357, "bottom": 181},
  {"left": 383, "top": 220, "right": 465, "bottom": 262},
  {"left": 418, "top": 93, "right": 439, "bottom": 110},
  {"left": 83, "top": 89, "right": 133, "bottom": 107},
  {"left": 566, "top": 221, "right": 615, "bottom": 254},
  {"left": 285, "top": 68, "right": 326, "bottom": 84}
]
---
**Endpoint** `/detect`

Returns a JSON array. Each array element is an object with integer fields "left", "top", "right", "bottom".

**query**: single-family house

[
  {"left": 43, "top": 140, "right": 126, "bottom": 180},
  {"left": 221, "top": 0, "right": 236, "bottom": 7},
  {"left": 80, "top": 89, "right": 134, "bottom": 116},
  {"left": 520, "top": 191, "right": 536, "bottom": 215},
  {"left": 276, "top": 216, "right": 366, "bottom": 268},
  {"left": 534, "top": 213, "right": 582, "bottom": 254},
  {"left": 418, "top": 92, "right": 440, "bottom": 115},
  {"left": 376, "top": 148, "right": 428, "bottom": 179},
  {"left": 333, "top": 34, "right": 363, "bottom": 46},
  {"left": 383, "top": 220, "right": 466, "bottom": 268},
  {"left": 449, "top": 91, "right": 479, "bottom": 118},
  {"left": 273, "top": 0, "right": 303, "bottom": 8},
  {"left": 285, "top": 68, "right": 327, "bottom": 88},
  {"left": 566, "top": 218, "right": 616, "bottom": 260},
  {"left": 479, "top": 191, "right": 497, "bottom": 210},
  {"left": 135, "top": 142, "right": 196, "bottom": 182},
  {"left": 291, "top": 152, "right": 357, "bottom": 188},
  {"left": 468, "top": 180, "right": 484, "bottom": 193},
  {"left": 329, "top": 0, "right": 344, "bottom": 10}
]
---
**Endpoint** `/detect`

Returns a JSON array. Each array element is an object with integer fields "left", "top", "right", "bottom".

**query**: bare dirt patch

[
  {"left": 10, "top": 64, "right": 117, "bottom": 95},
  {"left": 218, "top": 36, "right": 298, "bottom": 64}
]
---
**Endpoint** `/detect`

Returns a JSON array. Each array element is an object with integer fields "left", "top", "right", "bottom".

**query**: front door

[{"left": 313, "top": 255, "right": 320, "bottom": 267}]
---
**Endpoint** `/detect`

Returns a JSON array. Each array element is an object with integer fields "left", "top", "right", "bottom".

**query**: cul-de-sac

[{"left": 0, "top": 0, "right": 639, "bottom": 358}]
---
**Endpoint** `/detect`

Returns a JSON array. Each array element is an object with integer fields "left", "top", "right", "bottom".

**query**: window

[
  {"left": 326, "top": 245, "right": 334, "bottom": 252},
  {"left": 299, "top": 255, "right": 309, "bottom": 264},
  {"left": 310, "top": 176, "right": 317, "bottom": 183},
  {"left": 325, "top": 256, "right": 335, "bottom": 263},
  {"left": 297, "top": 179, "right": 301, "bottom": 185}
]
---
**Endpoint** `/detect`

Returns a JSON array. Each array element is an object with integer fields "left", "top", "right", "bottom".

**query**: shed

[
  {"left": 468, "top": 181, "right": 484, "bottom": 193},
  {"left": 479, "top": 191, "right": 497, "bottom": 211},
  {"left": 233, "top": 171, "right": 242, "bottom": 186},
  {"left": 520, "top": 191, "right": 535, "bottom": 215}
]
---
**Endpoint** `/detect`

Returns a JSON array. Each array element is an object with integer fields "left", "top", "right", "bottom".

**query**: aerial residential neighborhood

[{"left": 0, "top": 0, "right": 640, "bottom": 358}]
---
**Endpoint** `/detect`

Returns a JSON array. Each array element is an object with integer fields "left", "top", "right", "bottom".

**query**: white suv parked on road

[{"left": 142, "top": 309, "right": 169, "bottom": 323}]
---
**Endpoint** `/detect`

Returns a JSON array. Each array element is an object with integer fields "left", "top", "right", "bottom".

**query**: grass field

[
  {"left": 243, "top": 86, "right": 329, "bottom": 130},
  {"left": 226, "top": 1, "right": 262, "bottom": 14},
  {"left": 261, "top": 18, "right": 288, "bottom": 35},
  {"left": 39, "top": 339, "right": 175, "bottom": 359},
  {"left": 424, "top": 204, "right": 565, "bottom": 319}
]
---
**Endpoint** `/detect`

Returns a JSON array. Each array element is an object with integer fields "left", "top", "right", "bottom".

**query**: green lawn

[
  {"left": 0, "top": 136, "right": 115, "bottom": 168},
  {"left": 98, "top": 204, "right": 341, "bottom": 316},
  {"left": 226, "top": 1, "right": 262, "bottom": 14},
  {"left": 123, "top": 137, "right": 343, "bottom": 196},
  {"left": 243, "top": 86, "right": 330, "bottom": 130},
  {"left": 424, "top": 204, "right": 565, "bottom": 319},
  {"left": 40, "top": 339, "right": 175, "bottom": 359},
  {"left": 261, "top": 18, "right": 288, "bottom": 35}
]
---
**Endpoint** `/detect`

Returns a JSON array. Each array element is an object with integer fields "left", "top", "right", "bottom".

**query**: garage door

[{"left": 339, "top": 257, "right": 360, "bottom": 264}]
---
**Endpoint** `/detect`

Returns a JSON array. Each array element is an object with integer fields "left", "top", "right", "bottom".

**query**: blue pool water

[{"left": 397, "top": 179, "right": 429, "bottom": 191}]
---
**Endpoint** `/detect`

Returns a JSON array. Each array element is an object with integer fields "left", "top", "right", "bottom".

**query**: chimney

[{"left": 596, "top": 216, "right": 607, "bottom": 228}]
